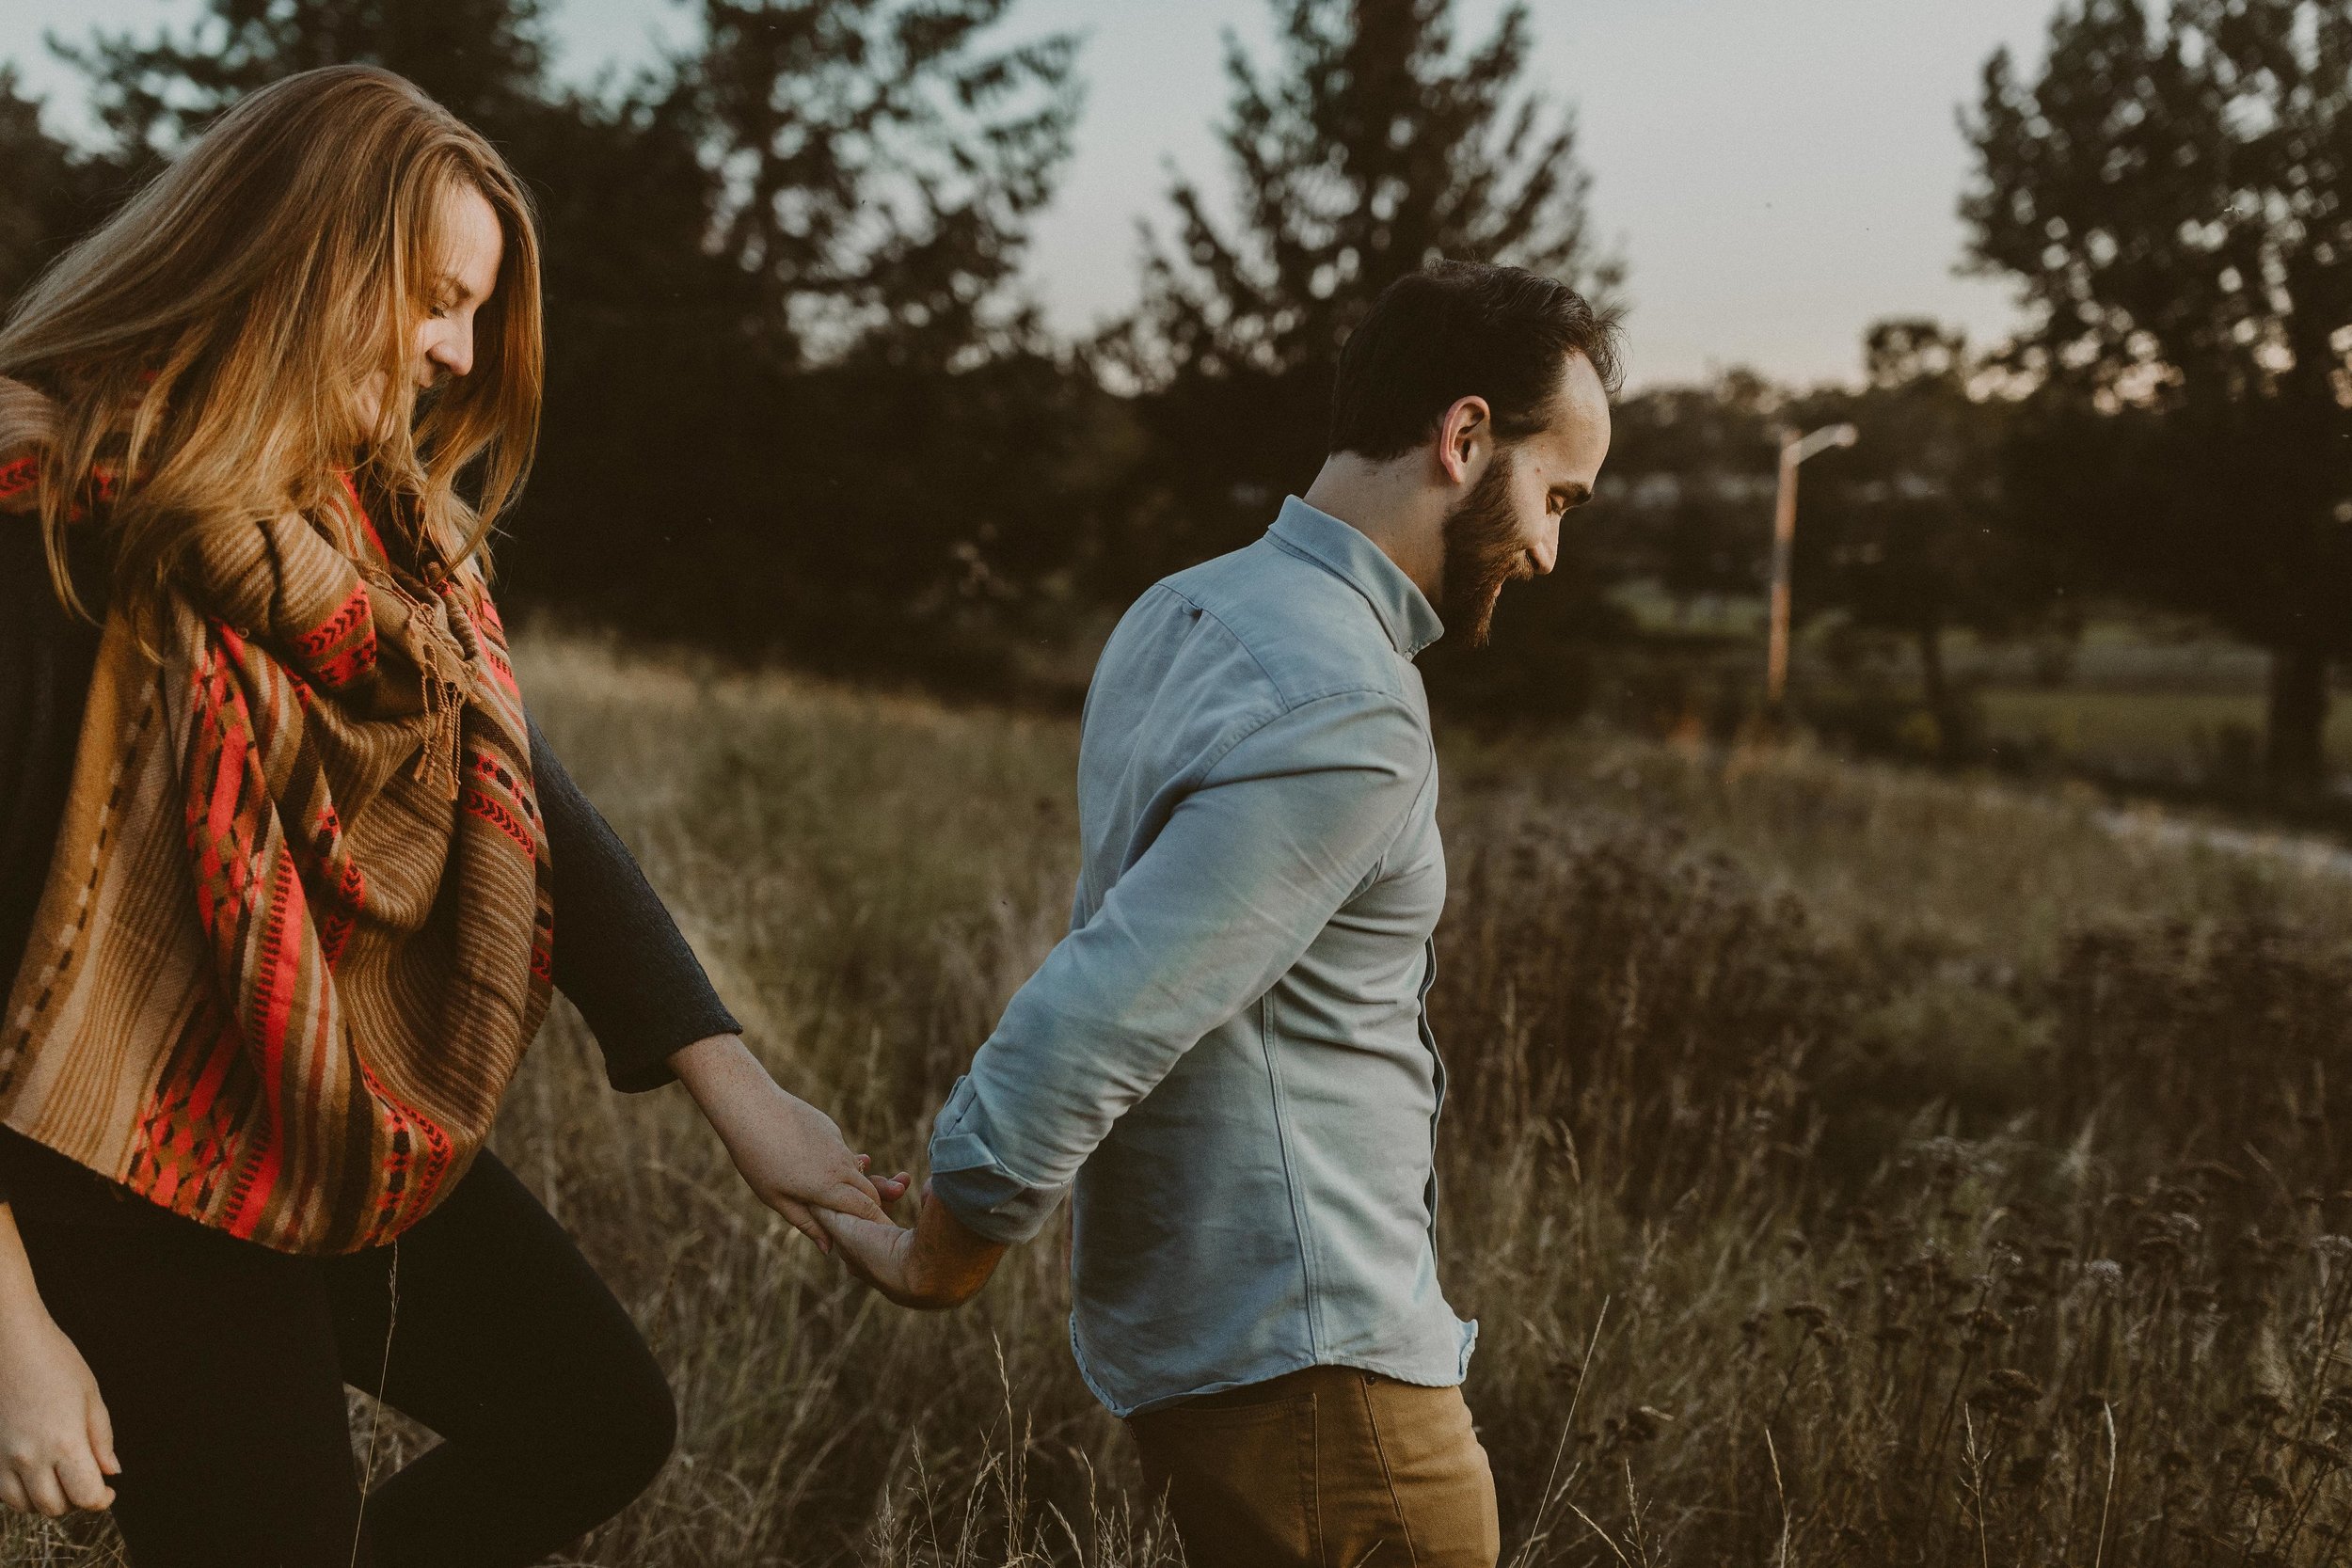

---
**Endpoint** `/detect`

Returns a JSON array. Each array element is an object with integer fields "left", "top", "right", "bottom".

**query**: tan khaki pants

[{"left": 1128, "top": 1365, "right": 1501, "bottom": 1568}]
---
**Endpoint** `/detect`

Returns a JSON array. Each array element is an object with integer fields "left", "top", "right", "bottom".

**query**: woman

[{"left": 0, "top": 66, "right": 898, "bottom": 1564}]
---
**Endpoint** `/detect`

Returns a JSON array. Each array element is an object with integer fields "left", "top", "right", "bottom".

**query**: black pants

[{"left": 15, "top": 1153, "right": 675, "bottom": 1568}]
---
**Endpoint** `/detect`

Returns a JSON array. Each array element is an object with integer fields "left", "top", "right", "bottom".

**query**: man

[{"left": 824, "top": 260, "right": 1618, "bottom": 1565}]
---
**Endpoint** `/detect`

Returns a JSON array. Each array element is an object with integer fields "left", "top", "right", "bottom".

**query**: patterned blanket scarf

[{"left": 0, "top": 403, "right": 553, "bottom": 1254}]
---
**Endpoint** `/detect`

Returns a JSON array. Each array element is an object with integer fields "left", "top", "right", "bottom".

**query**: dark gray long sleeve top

[{"left": 0, "top": 525, "right": 739, "bottom": 1223}]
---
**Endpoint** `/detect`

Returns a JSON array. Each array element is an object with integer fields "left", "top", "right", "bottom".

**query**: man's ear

[{"left": 1437, "top": 396, "right": 1492, "bottom": 486}]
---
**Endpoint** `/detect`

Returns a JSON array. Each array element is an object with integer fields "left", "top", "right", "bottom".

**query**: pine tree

[
  {"left": 0, "top": 68, "right": 127, "bottom": 307},
  {"left": 1111, "top": 0, "right": 1622, "bottom": 586},
  {"left": 62, "top": 0, "right": 555, "bottom": 151},
  {"left": 683, "top": 0, "right": 1079, "bottom": 370}
]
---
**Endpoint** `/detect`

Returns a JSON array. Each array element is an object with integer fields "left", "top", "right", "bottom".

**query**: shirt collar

[{"left": 1266, "top": 496, "right": 1446, "bottom": 659}]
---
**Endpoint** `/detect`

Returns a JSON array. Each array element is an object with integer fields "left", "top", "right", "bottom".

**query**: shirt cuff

[
  {"left": 927, "top": 1075, "right": 1070, "bottom": 1245},
  {"left": 600, "top": 998, "right": 741, "bottom": 1094}
]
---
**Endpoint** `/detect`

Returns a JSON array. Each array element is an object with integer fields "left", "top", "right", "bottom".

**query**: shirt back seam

[{"left": 1255, "top": 987, "right": 1327, "bottom": 1361}]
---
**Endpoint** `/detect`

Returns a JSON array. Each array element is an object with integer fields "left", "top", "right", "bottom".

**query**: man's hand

[
  {"left": 669, "top": 1035, "right": 911, "bottom": 1251},
  {"left": 0, "top": 1209, "right": 117, "bottom": 1517},
  {"left": 819, "top": 1181, "right": 1008, "bottom": 1309}
]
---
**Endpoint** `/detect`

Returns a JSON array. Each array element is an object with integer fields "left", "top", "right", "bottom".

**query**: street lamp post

[{"left": 1766, "top": 421, "right": 1859, "bottom": 710}]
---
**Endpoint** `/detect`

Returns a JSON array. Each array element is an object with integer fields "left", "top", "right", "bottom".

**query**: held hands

[
  {"left": 666, "top": 1035, "right": 1003, "bottom": 1306},
  {"left": 668, "top": 1036, "right": 910, "bottom": 1252},
  {"left": 818, "top": 1181, "right": 1008, "bottom": 1309},
  {"left": 0, "top": 1212, "right": 117, "bottom": 1518}
]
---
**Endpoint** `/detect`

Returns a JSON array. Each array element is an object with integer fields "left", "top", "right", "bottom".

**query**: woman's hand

[
  {"left": 0, "top": 1209, "right": 117, "bottom": 1517},
  {"left": 668, "top": 1036, "right": 911, "bottom": 1250}
]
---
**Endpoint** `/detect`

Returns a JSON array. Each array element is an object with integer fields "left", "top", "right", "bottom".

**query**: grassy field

[
  {"left": 21, "top": 633, "right": 2352, "bottom": 1564},
  {"left": 1978, "top": 688, "right": 2352, "bottom": 789},
  {"left": 1611, "top": 582, "right": 2352, "bottom": 788}
]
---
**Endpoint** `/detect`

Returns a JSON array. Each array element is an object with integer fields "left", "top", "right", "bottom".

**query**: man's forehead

[
  {"left": 1554, "top": 349, "right": 1611, "bottom": 413},
  {"left": 1530, "top": 356, "right": 1612, "bottom": 472}
]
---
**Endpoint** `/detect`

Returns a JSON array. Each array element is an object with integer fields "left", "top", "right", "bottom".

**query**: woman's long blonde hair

[{"left": 0, "top": 64, "right": 543, "bottom": 623}]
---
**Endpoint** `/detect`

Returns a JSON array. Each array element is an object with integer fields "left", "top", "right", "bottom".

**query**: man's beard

[{"left": 1438, "top": 447, "right": 1531, "bottom": 649}]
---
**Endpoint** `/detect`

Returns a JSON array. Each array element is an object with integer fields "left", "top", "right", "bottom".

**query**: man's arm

[{"left": 922, "top": 688, "right": 1433, "bottom": 1252}]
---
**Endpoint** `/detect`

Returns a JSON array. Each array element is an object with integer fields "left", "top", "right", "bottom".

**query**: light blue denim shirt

[{"left": 929, "top": 496, "right": 1475, "bottom": 1418}]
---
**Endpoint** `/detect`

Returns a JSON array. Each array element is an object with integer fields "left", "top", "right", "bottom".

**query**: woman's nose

[{"left": 430, "top": 326, "right": 474, "bottom": 381}]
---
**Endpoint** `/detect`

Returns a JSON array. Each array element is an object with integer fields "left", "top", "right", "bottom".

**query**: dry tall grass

[{"left": 17, "top": 632, "right": 2352, "bottom": 1565}]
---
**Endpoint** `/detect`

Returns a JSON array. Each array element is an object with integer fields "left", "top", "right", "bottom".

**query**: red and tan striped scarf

[{"left": 0, "top": 406, "right": 553, "bottom": 1255}]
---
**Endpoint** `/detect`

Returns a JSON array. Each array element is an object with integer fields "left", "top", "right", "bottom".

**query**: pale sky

[{"left": 0, "top": 0, "right": 2059, "bottom": 389}]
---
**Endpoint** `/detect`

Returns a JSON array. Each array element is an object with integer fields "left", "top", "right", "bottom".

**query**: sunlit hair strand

[{"left": 0, "top": 64, "right": 543, "bottom": 629}]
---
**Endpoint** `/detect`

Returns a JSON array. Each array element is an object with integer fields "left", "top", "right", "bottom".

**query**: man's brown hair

[{"left": 1329, "top": 261, "right": 1620, "bottom": 462}]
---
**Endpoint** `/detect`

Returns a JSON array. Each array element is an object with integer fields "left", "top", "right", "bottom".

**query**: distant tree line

[
  {"left": 1, "top": 0, "right": 2346, "bottom": 795},
  {"left": 1966, "top": 0, "right": 2352, "bottom": 795}
]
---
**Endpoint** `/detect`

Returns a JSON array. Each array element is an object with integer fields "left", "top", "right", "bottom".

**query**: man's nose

[{"left": 1529, "top": 533, "right": 1559, "bottom": 576}]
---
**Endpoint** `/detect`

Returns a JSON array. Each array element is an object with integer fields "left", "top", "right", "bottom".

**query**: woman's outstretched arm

[
  {"left": 528, "top": 719, "right": 907, "bottom": 1241},
  {"left": 528, "top": 715, "right": 740, "bottom": 1095},
  {"left": 667, "top": 1035, "right": 908, "bottom": 1250}
]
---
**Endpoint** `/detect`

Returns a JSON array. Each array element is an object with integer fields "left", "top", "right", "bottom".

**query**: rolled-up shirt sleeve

[{"left": 929, "top": 689, "right": 1432, "bottom": 1243}]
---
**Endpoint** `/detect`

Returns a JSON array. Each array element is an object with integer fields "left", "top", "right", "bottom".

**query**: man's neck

[{"left": 1299, "top": 456, "right": 1445, "bottom": 602}]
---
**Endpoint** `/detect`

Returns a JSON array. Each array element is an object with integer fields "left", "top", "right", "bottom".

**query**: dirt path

[{"left": 2092, "top": 806, "right": 2352, "bottom": 880}]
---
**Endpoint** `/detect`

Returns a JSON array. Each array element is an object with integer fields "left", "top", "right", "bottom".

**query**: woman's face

[{"left": 353, "top": 182, "right": 504, "bottom": 435}]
